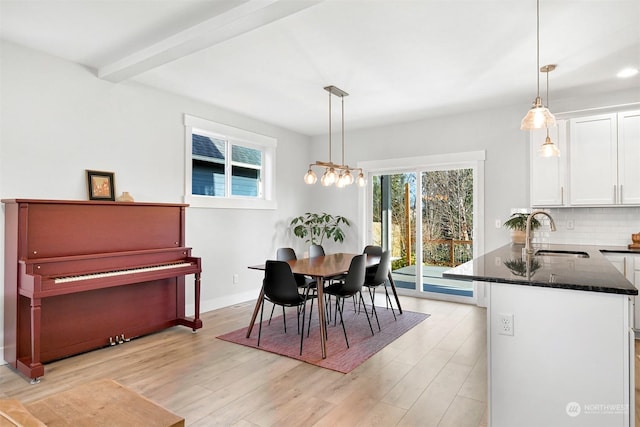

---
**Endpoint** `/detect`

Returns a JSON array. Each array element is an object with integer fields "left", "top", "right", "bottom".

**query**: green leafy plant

[
  {"left": 504, "top": 258, "right": 541, "bottom": 277},
  {"left": 503, "top": 213, "right": 541, "bottom": 232},
  {"left": 290, "top": 212, "right": 351, "bottom": 245}
]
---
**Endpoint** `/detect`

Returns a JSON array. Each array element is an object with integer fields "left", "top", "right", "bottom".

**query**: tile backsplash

[{"left": 533, "top": 207, "right": 640, "bottom": 246}]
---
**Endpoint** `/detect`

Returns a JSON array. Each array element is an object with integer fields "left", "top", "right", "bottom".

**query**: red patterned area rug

[{"left": 217, "top": 302, "right": 429, "bottom": 373}]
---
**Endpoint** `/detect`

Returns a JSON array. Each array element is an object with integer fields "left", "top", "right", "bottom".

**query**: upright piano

[{"left": 2, "top": 199, "right": 202, "bottom": 382}]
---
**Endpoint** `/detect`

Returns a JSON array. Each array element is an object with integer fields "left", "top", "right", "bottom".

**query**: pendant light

[
  {"left": 304, "top": 86, "right": 366, "bottom": 188},
  {"left": 521, "top": 0, "right": 556, "bottom": 130},
  {"left": 538, "top": 64, "right": 560, "bottom": 157}
]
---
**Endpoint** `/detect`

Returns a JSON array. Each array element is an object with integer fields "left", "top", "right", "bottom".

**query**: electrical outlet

[
  {"left": 233, "top": 274, "right": 239, "bottom": 284},
  {"left": 495, "top": 219, "right": 502, "bottom": 228},
  {"left": 567, "top": 220, "right": 574, "bottom": 230},
  {"left": 498, "top": 313, "right": 514, "bottom": 336}
]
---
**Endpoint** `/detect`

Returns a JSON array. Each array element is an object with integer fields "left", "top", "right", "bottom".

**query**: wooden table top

[{"left": 249, "top": 252, "right": 380, "bottom": 278}]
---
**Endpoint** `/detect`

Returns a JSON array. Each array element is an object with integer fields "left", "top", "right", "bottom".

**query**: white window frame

[{"left": 184, "top": 114, "right": 277, "bottom": 209}]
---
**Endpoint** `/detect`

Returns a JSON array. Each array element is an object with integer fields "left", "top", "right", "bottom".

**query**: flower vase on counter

[{"left": 116, "top": 192, "right": 134, "bottom": 202}]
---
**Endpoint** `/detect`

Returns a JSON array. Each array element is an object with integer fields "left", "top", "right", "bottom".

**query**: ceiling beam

[{"left": 98, "top": 0, "right": 323, "bottom": 82}]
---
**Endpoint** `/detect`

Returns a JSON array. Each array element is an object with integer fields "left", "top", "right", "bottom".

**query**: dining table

[{"left": 247, "top": 252, "right": 403, "bottom": 359}]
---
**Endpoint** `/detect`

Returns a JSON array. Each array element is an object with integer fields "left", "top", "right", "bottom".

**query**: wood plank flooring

[{"left": 3, "top": 294, "right": 629, "bottom": 426}]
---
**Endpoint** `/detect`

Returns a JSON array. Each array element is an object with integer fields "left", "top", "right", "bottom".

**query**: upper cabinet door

[
  {"left": 530, "top": 121, "right": 567, "bottom": 207},
  {"left": 569, "top": 114, "right": 618, "bottom": 205},
  {"left": 618, "top": 110, "right": 640, "bottom": 205}
]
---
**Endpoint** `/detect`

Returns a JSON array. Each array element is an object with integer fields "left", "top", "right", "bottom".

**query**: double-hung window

[{"left": 184, "top": 114, "right": 276, "bottom": 209}]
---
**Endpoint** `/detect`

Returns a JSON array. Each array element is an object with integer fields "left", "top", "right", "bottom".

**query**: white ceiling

[{"left": 1, "top": 0, "right": 639, "bottom": 136}]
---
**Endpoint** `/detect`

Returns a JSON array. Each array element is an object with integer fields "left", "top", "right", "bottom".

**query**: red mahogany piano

[{"left": 2, "top": 199, "right": 202, "bottom": 382}]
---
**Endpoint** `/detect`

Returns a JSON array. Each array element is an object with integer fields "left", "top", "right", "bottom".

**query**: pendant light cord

[
  {"left": 341, "top": 95, "right": 345, "bottom": 165},
  {"left": 536, "top": 0, "right": 540, "bottom": 98},
  {"left": 328, "top": 90, "right": 332, "bottom": 163}
]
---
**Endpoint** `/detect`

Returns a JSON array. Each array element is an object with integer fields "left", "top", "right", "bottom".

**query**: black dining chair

[
  {"left": 308, "top": 244, "right": 345, "bottom": 321},
  {"left": 363, "top": 250, "right": 395, "bottom": 331},
  {"left": 323, "top": 254, "right": 374, "bottom": 348},
  {"left": 275, "top": 247, "right": 317, "bottom": 335},
  {"left": 258, "top": 260, "right": 312, "bottom": 355},
  {"left": 363, "top": 244, "right": 383, "bottom": 281}
]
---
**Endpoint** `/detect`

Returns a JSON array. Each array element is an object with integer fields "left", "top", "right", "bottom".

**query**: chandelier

[
  {"left": 304, "top": 86, "right": 365, "bottom": 188},
  {"left": 520, "top": 0, "right": 556, "bottom": 130}
]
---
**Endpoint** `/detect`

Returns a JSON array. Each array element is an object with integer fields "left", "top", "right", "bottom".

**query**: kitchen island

[{"left": 445, "top": 244, "right": 638, "bottom": 427}]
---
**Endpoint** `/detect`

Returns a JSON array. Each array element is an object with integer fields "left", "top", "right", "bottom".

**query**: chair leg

[
  {"left": 384, "top": 283, "right": 397, "bottom": 320},
  {"left": 299, "top": 301, "right": 307, "bottom": 355},
  {"left": 358, "top": 292, "right": 375, "bottom": 336},
  {"left": 258, "top": 299, "right": 266, "bottom": 347},
  {"left": 335, "top": 297, "right": 349, "bottom": 348},
  {"left": 268, "top": 303, "right": 275, "bottom": 325},
  {"left": 368, "top": 287, "right": 381, "bottom": 331},
  {"left": 307, "top": 290, "right": 316, "bottom": 338},
  {"left": 282, "top": 306, "right": 286, "bottom": 333}
]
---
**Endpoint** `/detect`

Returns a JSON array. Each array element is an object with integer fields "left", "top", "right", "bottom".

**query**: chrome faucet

[{"left": 525, "top": 210, "right": 557, "bottom": 255}]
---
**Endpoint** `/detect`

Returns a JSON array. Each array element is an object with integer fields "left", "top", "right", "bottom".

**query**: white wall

[{"left": 0, "top": 41, "right": 314, "bottom": 352}]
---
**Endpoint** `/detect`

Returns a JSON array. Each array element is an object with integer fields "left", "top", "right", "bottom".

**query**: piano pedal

[
  {"left": 109, "top": 336, "right": 116, "bottom": 346},
  {"left": 121, "top": 334, "right": 130, "bottom": 343},
  {"left": 117, "top": 334, "right": 124, "bottom": 344}
]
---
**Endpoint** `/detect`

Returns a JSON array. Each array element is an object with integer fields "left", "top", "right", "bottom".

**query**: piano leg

[
  {"left": 193, "top": 272, "right": 202, "bottom": 332},
  {"left": 24, "top": 297, "right": 44, "bottom": 382}
]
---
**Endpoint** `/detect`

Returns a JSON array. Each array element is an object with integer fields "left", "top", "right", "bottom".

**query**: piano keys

[{"left": 2, "top": 199, "right": 203, "bottom": 382}]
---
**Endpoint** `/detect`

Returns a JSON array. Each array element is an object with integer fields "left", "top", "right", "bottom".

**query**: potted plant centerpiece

[
  {"left": 289, "top": 212, "right": 351, "bottom": 245},
  {"left": 503, "top": 212, "right": 541, "bottom": 245}
]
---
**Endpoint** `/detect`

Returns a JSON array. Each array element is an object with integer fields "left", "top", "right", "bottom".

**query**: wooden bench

[{"left": 1, "top": 379, "right": 184, "bottom": 427}]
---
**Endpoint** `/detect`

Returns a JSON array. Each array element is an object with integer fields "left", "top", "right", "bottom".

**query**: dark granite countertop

[{"left": 443, "top": 243, "right": 639, "bottom": 295}]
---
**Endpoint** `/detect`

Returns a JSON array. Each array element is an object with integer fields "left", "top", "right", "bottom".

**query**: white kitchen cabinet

[
  {"left": 530, "top": 120, "right": 567, "bottom": 207},
  {"left": 605, "top": 253, "right": 640, "bottom": 330},
  {"left": 618, "top": 110, "right": 640, "bottom": 204},
  {"left": 569, "top": 111, "right": 640, "bottom": 206}
]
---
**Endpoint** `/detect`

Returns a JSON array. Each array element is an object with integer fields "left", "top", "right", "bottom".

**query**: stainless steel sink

[{"left": 535, "top": 249, "right": 590, "bottom": 258}]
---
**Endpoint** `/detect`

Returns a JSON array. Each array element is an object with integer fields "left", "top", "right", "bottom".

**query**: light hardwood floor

[{"left": 0, "top": 296, "right": 483, "bottom": 426}]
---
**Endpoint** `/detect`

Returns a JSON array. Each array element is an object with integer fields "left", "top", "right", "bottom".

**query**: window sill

[{"left": 184, "top": 194, "right": 277, "bottom": 210}]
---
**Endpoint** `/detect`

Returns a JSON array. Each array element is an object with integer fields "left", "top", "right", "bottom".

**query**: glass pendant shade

[
  {"left": 356, "top": 172, "right": 366, "bottom": 187},
  {"left": 326, "top": 167, "right": 337, "bottom": 185},
  {"left": 521, "top": 97, "right": 556, "bottom": 130},
  {"left": 304, "top": 169, "right": 317, "bottom": 184},
  {"left": 343, "top": 169, "right": 354, "bottom": 185},
  {"left": 539, "top": 135, "right": 560, "bottom": 157}
]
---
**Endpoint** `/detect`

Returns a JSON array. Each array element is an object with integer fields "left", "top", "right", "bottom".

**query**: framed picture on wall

[{"left": 86, "top": 170, "right": 115, "bottom": 201}]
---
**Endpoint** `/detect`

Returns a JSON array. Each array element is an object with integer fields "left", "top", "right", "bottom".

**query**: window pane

[
  {"left": 192, "top": 134, "right": 226, "bottom": 196},
  {"left": 421, "top": 168, "right": 474, "bottom": 297},
  {"left": 231, "top": 145, "right": 262, "bottom": 197},
  {"left": 371, "top": 173, "right": 417, "bottom": 290}
]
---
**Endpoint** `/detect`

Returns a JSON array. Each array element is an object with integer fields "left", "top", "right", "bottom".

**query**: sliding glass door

[{"left": 369, "top": 164, "right": 476, "bottom": 301}]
